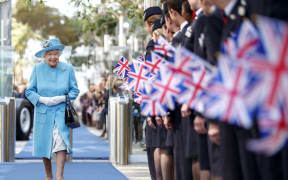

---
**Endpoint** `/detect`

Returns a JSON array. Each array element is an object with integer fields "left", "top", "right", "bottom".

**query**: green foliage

[
  {"left": 12, "top": 18, "right": 42, "bottom": 58},
  {"left": 81, "top": 11, "right": 118, "bottom": 37},
  {"left": 71, "top": 0, "right": 146, "bottom": 38},
  {"left": 127, "top": 3, "right": 145, "bottom": 35},
  {"left": 14, "top": 1, "right": 82, "bottom": 48}
]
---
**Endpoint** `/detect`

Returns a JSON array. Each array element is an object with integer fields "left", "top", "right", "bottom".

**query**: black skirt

[
  {"left": 145, "top": 120, "right": 157, "bottom": 148},
  {"left": 146, "top": 117, "right": 168, "bottom": 148},
  {"left": 164, "top": 129, "right": 173, "bottom": 156},
  {"left": 154, "top": 121, "right": 168, "bottom": 148}
]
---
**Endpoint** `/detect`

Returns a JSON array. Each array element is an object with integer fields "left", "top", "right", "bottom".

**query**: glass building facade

[{"left": 0, "top": 0, "right": 12, "bottom": 97}]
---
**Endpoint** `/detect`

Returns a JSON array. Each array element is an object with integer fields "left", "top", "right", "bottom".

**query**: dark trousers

[
  {"left": 256, "top": 145, "right": 288, "bottom": 180},
  {"left": 146, "top": 124, "right": 156, "bottom": 180},
  {"left": 147, "top": 147, "right": 156, "bottom": 180},
  {"left": 219, "top": 123, "right": 261, "bottom": 180},
  {"left": 173, "top": 121, "right": 193, "bottom": 180}
]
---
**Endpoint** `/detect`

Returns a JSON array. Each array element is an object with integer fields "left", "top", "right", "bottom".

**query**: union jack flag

[
  {"left": 170, "top": 47, "right": 214, "bottom": 79},
  {"left": 150, "top": 65, "right": 183, "bottom": 110},
  {"left": 199, "top": 56, "right": 264, "bottom": 129},
  {"left": 154, "top": 36, "right": 175, "bottom": 62},
  {"left": 248, "top": 98, "right": 288, "bottom": 155},
  {"left": 221, "top": 20, "right": 263, "bottom": 60},
  {"left": 145, "top": 52, "right": 165, "bottom": 74},
  {"left": 126, "top": 61, "right": 151, "bottom": 93},
  {"left": 245, "top": 16, "right": 288, "bottom": 154},
  {"left": 140, "top": 87, "right": 168, "bottom": 116},
  {"left": 113, "top": 57, "right": 131, "bottom": 79},
  {"left": 133, "top": 92, "right": 143, "bottom": 104},
  {"left": 176, "top": 67, "right": 214, "bottom": 111},
  {"left": 249, "top": 16, "right": 288, "bottom": 107},
  {"left": 168, "top": 47, "right": 214, "bottom": 110}
]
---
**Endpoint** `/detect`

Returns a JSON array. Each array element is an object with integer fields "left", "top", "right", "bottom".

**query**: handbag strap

[{"left": 65, "top": 94, "right": 72, "bottom": 107}]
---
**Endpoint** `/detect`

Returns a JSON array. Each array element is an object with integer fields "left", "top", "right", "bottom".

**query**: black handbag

[{"left": 65, "top": 94, "right": 80, "bottom": 129}]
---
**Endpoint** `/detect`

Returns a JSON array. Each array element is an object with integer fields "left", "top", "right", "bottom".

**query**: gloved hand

[
  {"left": 39, "top": 96, "right": 66, "bottom": 106},
  {"left": 39, "top": 97, "right": 51, "bottom": 106}
]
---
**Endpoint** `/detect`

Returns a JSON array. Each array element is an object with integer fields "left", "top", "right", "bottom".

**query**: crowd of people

[
  {"left": 140, "top": 0, "right": 288, "bottom": 180},
  {"left": 79, "top": 76, "right": 109, "bottom": 138},
  {"left": 79, "top": 75, "right": 131, "bottom": 139}
]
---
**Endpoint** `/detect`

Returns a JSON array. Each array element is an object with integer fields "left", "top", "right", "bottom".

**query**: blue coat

[{"left": 25, "top": 61, "right": 79, "bottom": 159}]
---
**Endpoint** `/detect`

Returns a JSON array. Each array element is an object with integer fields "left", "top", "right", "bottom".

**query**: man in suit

[
  {"left": 183, "top": 0, "right": 202, "bottom": 52},
  {"left": 163, "top": 1, "right": 195, "bottom": 179},
  {"left": 167, "top": 0, "right": 190, "bottom": 47},
  {"left": 191, "top": 1, "right": 218, "bottom": 180},
  {"left": 165, "top": 1, "right": 198, "bottom": 179},
  {"left": 163, "top": 1, "right": 180, "bottom": 47}
]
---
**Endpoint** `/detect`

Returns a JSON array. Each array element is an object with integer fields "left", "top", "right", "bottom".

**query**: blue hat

[
  {"left": 152, "top": 19, "right": 162, "bottom": 32},
  {"left": 35, "top": 38, "right": 65, "bottom": 58},
  {"left": 144, "top": 6, "right": 162, "bottom": 21}
]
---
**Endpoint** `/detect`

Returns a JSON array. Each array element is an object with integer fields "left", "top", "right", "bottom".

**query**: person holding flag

[
  {"left": 143, "top": 6, "right": 165, "bottom": 180},
  {"left": 165, "top": 0, "right": 196, "bottom": 179}
]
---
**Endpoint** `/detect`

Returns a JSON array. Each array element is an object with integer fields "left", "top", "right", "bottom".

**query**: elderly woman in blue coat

[{"left": 25, "top": 38, "right": 79, "bottom": 180}]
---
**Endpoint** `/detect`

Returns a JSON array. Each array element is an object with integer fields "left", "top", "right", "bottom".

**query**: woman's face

[
  {"left": 44, "top": 50, "right": 60, "bottom": 68},
  {"left": 162, "top": 25, "right": 173, "bottom": 42},
  {"left": 145, "top": 21, "right": 153, "bottom": 36}
]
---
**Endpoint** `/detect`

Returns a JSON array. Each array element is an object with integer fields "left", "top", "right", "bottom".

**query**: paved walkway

[
  {"left": 114, "top": 163, "right": 151, "bottom": 180},
  {"left": 15, "top": 126, "right": 151, "bottom": 180}
]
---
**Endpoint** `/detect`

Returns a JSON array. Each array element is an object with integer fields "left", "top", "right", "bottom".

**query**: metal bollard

[
  {"left": 0, "top": 97, "right": 15, "bottom": 162},
  {"left": 118, "top": 101, "right": 128, "bottom": 165},
  {"left": 109, "top": 97, "right": 118, "bottom": 164},
  {"left": 109, "top": 96, "right": 130, "bottom": 165}
]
